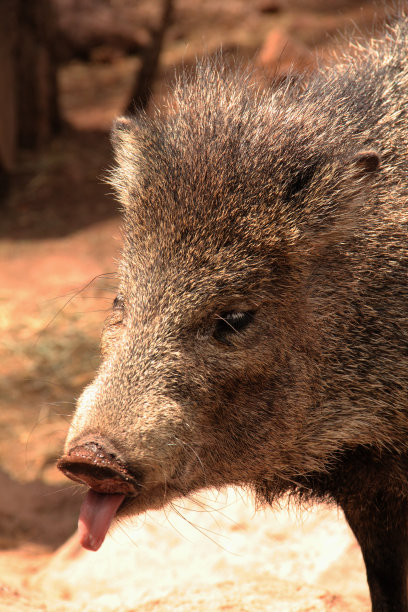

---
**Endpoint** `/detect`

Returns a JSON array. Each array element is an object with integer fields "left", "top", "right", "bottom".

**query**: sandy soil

[
  {"left": 3, "top": 486, "right": 371, "bottom": 611},
  {"left": 2, "top": 1, "right": 406, "bottom": 610},
  {"left": 33, "top": 492, "right": 372, "bottom": 612}
]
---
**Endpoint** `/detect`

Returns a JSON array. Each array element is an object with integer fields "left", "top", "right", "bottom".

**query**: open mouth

[
  {"left": 78, "top": 489, "right": 126, "bottom": 551},
  {"left": 57, "top": 441, "right": 143, "bottom": 551},
  {"left": 57, "top": 439, "right": 191, "bottom": 551},
  {"left": 77, "top": 483, "right": 177, "bottom": 551}
]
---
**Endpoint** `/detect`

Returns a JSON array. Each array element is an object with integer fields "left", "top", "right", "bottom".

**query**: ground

[{"left": 1, "top": 1, "right": 404, "bottom": 610}]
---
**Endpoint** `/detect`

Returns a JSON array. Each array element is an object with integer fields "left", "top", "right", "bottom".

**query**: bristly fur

[
  {"left": 109, "top": 18, "right": 408, "bottom": 244},
  {"left": 66, "top": 16, "right": 408, "bottom": 612}
]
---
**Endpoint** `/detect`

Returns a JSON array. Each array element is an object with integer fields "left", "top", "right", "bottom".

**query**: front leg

[{"left": 341, "top": 494, "right": 408, "bottom": 612}]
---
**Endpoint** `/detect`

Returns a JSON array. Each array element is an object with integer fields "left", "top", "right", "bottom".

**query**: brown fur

[{"left": 62, "top": 18, "right": 408, "bottom": 612}]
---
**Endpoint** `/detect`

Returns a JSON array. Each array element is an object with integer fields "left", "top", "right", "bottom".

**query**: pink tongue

[{"left": 78, "top": 490, "right": 125, "bottom": 551}]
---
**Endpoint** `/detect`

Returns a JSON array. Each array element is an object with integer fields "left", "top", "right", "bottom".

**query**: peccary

[{"left": 58, "top": 18, "right": 408, "bottom": 612}]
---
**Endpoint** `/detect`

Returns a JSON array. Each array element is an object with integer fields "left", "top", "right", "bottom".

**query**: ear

[
  {"left": 111, "top": 115, "right": 135, "bottom": 137},
  {"left": 108, "top": 116, "right": 143, "bottom": 206},
  {"left": 288, "top": 149, "right": 381, "bottom": 253},
  {"left": 110, "top": 116, "right": 138, "bottom": 155},
  {"left": 352, "top": 150, "right": 381, "bottom": 176}
]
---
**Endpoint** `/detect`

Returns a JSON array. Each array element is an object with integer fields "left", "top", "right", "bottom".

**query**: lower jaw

[
  {"left": 116, "top": 483, "right": 182, "bottom": 518},
  {"left": 115, "top": 467, "right": 230, "bottom": 519}
]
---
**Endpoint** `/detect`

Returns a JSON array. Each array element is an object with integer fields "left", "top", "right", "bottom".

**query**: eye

[
  {"left": 109, "top": 295, "right": 125, "bottom": 325},
  {"left": 113, "top": 295, "right": 124, "bottom": 310},
  {"left": 213, "top": 310, "right": 255, "bottom": 343}
]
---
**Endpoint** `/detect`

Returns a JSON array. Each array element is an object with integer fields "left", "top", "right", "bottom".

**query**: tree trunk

[
  {"left": 16, "top": 0, "right": 60, "bottom": 149},
  {"left": 125, "top": 0, "right": 173, "bottom": 114},
  {"left": 0, "top": 0, "right": 18, "bottom": 178},
  {"left": 0, "top": 0, "right": 59, "bottom": 204}
]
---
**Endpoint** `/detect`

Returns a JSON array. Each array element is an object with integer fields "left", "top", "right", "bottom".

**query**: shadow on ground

[{"left": 0, "top": 469, "right": 81, "bottom": 550}]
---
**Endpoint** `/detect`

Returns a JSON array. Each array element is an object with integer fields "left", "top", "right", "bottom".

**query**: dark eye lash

[{"left": 213, "top": 310, "right": 255, "bottom": 343}]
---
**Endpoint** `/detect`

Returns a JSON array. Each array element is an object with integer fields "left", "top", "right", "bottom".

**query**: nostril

[{"left": 57, "top": 439, "right": 142, "bottom": 496}]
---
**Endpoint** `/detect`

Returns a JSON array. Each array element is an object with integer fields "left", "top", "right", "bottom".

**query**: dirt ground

[{"left": 1, "top": 1, "right": 406, "bottom": 610}]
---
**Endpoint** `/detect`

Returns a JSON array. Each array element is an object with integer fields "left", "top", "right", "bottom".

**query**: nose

[{"left": 57, "top": 437, "right": 141, "bottom": 495}]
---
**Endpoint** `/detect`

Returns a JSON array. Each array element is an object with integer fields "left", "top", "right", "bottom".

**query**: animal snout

[{"left": 57, "top": 437, "right": 142, "bottom": 496}]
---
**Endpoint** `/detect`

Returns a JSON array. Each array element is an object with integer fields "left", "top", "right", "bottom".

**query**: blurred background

[{"left": 0, "top": 1, "right": 406, "bottom": 610}]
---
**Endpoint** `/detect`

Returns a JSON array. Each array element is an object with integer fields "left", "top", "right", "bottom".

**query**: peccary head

[{"left": 59, "top": 63, "right": 381, "bottom": 550}]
